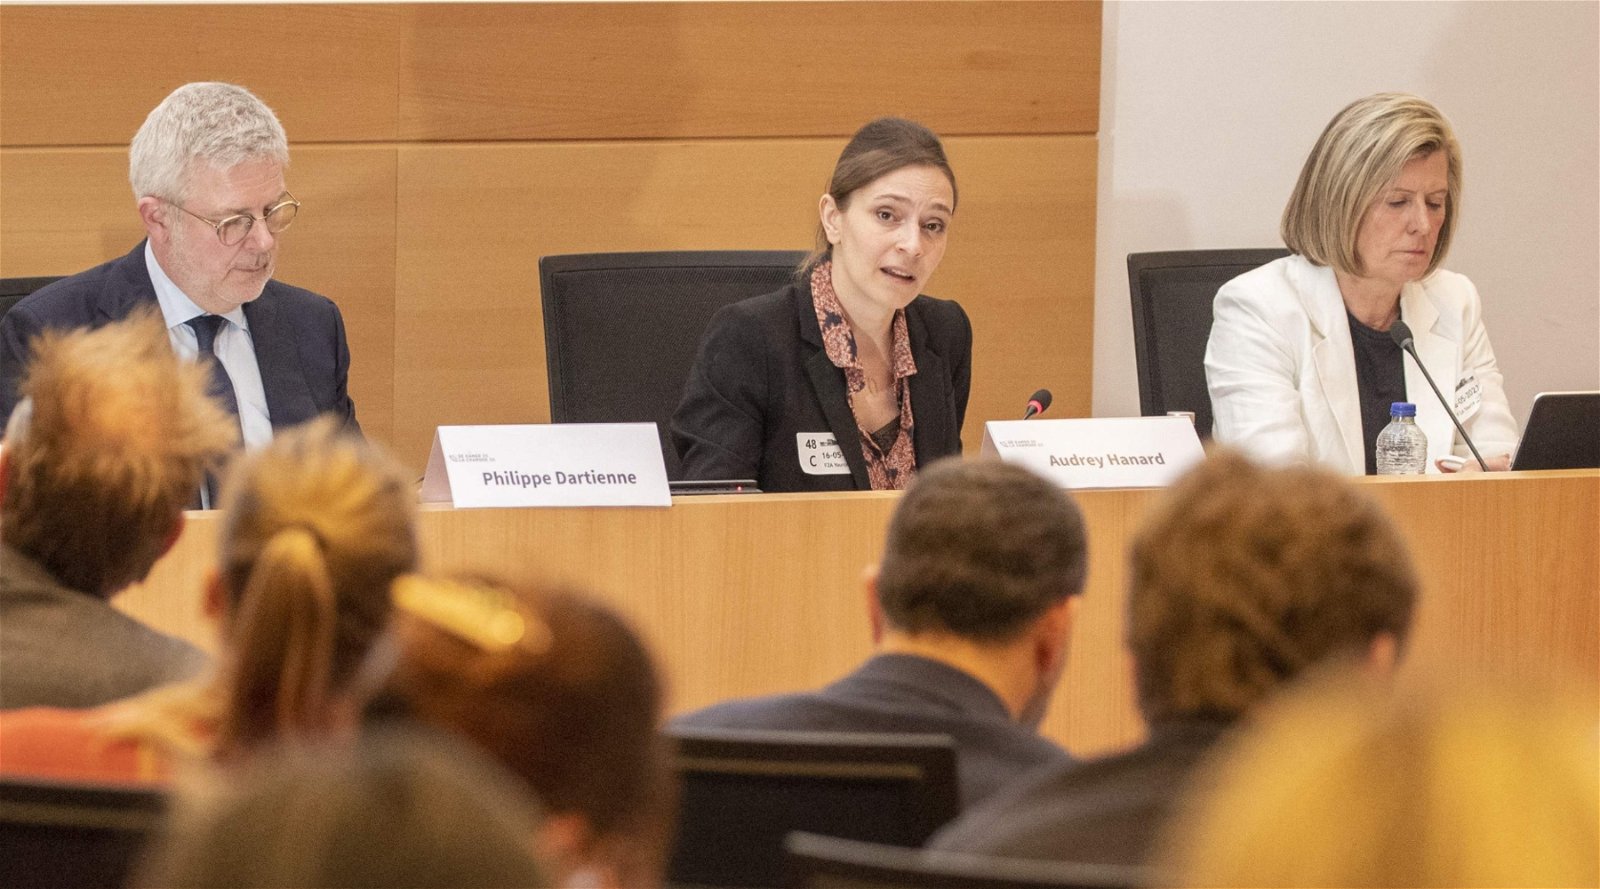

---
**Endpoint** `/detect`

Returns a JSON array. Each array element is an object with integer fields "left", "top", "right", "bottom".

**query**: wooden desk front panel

[{"left": 115, "top": 471, "right": 1598, "bottom": 758}]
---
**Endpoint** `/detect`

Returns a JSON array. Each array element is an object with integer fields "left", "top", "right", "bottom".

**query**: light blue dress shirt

[
  {"left": 145, "top": 243, "right": 274, "bottom": 508},
  {"left": 144, "top": 241, "right": 274, "bottom": 450}
]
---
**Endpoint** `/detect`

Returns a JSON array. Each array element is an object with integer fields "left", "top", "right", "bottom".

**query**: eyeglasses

[{"left": 168, "top": 191, "right": 300, "bottom": 247}]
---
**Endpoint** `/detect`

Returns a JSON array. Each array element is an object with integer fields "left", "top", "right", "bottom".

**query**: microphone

[
  {"left": 1388, "top": 320, "right": 1487, "bottom": 471},
  {"left": 1022, "top": 389, "right": 1052, "bottom": 420}
]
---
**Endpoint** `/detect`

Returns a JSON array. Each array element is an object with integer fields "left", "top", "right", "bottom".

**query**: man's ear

[
  {"left": 863, "top": 564, "right": 886, "bottom": 645},
  {"left": 137, "top": 196, "right": 171, "bottom": 244},
  {"left": 157, "top": 511, "right": 186, "bottom": 561},
  {"left": 1030, "top": 596, "right": 1080, "bottom": 676}
]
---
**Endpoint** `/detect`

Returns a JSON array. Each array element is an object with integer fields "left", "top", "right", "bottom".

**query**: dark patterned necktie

[
  {"left": 185, "top": 315, "right": 241, "bottom": 424},
  {"left": 185, "top": 315, "right": 241, "bottom": 508}
]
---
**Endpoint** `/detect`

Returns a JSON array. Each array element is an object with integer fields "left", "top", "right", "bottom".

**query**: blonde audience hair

[
  {"left": 1127, "top": 450, "right": 1417, "bottom": 724},
  {"left": 1281, "top": 92, "right": 1463, "bottom": 278},
  {"left": 211, "top": 417, "right": 419, "bottom": 759},
  {"left": 1, "top": 310, "right": 235, "bottom": 597},
  {"left": 1156, "top": 667, "right": 1599, "bottom": 888}
]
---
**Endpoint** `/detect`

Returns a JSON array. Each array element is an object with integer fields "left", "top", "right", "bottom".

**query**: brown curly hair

[{"left": 1127, "top": 450, "right": 1417, "bottom": 723}]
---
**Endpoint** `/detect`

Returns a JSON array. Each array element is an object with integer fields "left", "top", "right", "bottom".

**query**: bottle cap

[{"left": 1390, "top": 402, "right": 1417, "bottom": 418}]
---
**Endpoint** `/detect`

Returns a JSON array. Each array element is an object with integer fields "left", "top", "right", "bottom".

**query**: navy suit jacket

[
  {"left": 671, "top": 654, "right": 1072, "bottom": 812},
  {"left": 0, "top": 242, "right": 358, "bottom": 433},
  {"left": 670, "top": 280, "right": 970, "bottom": 492},
  {"left": 929, "top": 717, "right": 1233, "bottom": 866}
]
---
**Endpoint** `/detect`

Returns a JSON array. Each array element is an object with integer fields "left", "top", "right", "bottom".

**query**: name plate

[
  {"left": 420, "top": 423, "right": 670, "bottom": 508},
  {"left": 980, "top": 417, "right": 1204, "bottom": 489}
]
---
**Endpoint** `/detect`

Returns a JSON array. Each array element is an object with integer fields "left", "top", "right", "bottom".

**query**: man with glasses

[{"left": 0, "top": 82, "right": 358, "bottom": 489}]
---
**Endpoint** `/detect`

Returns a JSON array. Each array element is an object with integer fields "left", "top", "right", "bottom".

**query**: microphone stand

[{"left": 1394, "top": 329, "right": 1489, "bottom": 471}]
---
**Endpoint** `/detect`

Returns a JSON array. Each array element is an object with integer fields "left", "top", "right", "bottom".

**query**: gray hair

[{"left": 129, "top": 82, "right": 289, "bottom": 202}]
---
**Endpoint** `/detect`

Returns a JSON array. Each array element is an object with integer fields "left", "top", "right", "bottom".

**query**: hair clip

[{"left": 392, "top": 575, "right": 551, "bottom": 655}]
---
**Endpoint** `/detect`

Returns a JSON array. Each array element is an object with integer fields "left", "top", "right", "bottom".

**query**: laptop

[{"left": 1511, "top": 391, "right": 1600, "bottom": 471}]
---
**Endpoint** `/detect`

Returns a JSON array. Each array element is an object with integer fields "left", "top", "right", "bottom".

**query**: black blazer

[
  {"left": 0, "top": 242, "right": 358, "bottom": 433},
  {"left": 672, "top": 654, "right": 1072, "bottom": 811},
  {"left": 670, "top": 279, "right": 971, "bottom": 491}
]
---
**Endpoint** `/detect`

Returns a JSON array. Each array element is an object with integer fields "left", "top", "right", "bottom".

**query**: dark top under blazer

[
  {"left": 0, "top": 242, "right": 358, "bottom": 432},
  {"left": 670, "top": 279, "right": 971, "bottom": 491},
  {"left": 671, "top": 654, "right": 1072, "bottom": 811}
]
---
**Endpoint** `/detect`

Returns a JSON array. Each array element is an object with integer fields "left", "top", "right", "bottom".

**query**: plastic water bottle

[{"left": 1375, "top": 402, "right": 1428, "bottom": 475}]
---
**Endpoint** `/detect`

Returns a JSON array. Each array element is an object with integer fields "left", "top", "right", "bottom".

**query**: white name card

[
  {"left": 420, "top": 423, "right": 671, "bottom": 508},
  {"left": 981, "top": 416, "right": 1205, "bottom": 489}
]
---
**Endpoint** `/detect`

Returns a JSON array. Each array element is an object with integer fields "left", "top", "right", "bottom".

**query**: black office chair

[
  {"left": 1125, "top": 249, "right": 1288, "bottom": 438},
  {"left": 0, "top": 276, "right": 63, "bottom": 322},
  {"left": 785, "top": 832, "right": 1154, "bottom": 889},
  {"left": 539, "top": 250, "right": 806, "bottom": 479},
  {"left": 0, "top": 776, "right": 168, "bottom": 889},
  {"left": 665, "top": 728, "right": 961, "bottom": 889}
]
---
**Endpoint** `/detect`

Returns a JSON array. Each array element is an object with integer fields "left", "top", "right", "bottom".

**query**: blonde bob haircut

[{"left": 1281, "top": 93, "right": 1462, "bottom": 279}]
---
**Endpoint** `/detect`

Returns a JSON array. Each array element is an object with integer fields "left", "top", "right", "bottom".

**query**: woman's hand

[{"left": 1436, "top": 453, "right": 1512, "bottom": 473}]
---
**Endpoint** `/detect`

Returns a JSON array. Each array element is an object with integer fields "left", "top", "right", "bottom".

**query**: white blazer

[{"left": 1205, "top": 254, "right": 1518, "bottom": 475}]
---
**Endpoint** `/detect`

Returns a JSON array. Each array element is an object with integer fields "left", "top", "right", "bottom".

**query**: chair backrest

[
  {"left": 666, "top": 728, "right": 961, "bottom": 889},
  {"left": 0, "top": 276, "right": 64, "bottom": 323},
  {"left": 538, "top": 251, "right": 806, "bottom": 479},
  {"left": 785, "top": 832, "right": 1153, "bottom": 889},
  {"left": 1125, "top": 250, "right": 1288, "bottom": 438},
  {"left": 0, "top": 776, "right": 168, "bottom": 889}
]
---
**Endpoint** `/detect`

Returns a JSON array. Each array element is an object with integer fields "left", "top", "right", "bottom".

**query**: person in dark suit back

[
  {"left": 0, "top": 312, "right": 234, "bottom": 708},
  {"left": 674, "top": 458, "right": 1087, "bottom": 811},
  {"left": 0, "top": 82, "right": 359, "bottom": 477},
  {"left": 929, "top": 450, "right": 1420, "bottom": 867}
]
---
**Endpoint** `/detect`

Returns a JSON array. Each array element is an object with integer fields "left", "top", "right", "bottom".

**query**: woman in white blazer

[{"left": 1206, "top": 93, "right": 1517, "bottom": 475}]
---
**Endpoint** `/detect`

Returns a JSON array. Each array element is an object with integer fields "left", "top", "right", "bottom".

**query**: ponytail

[{"left": 216, "top": 527, "right": 338, "bottom": 759}]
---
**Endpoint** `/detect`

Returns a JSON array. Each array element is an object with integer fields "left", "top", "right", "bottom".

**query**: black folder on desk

[{"left": 1511, "top": 391, "right": 1600, "bottom": 470}]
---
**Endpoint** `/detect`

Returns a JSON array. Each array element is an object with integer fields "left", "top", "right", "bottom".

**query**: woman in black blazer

[{"left": 671, "top": 118, "right": 971, "bottom": 492}]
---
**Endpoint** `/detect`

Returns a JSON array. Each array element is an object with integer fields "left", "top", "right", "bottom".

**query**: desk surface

[{"left": 115, "top": 469, "right": 1598, "bottom": 757}]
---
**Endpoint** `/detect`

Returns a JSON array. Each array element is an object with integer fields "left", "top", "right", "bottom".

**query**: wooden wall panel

[
  {"left": 0, "top": 5, "right": 402, "bottom": 146},
  {"left": 393, "top": 135, "right": 1095, "bottom": 470},
  {"left": 0, "top": 147, "right": 400, "bottom": 446},
  {"left": 396, "top": 2, "right": 1101, "bottom": 141},
  {"left": 117, "top": 472, "right": 1600, "bottom": 758},
  {"left": 0, "top": 149, "right": 148, "bottom": 274},
  {"left": 1, "top": 2, "right": 1095, "bottom": 147}
]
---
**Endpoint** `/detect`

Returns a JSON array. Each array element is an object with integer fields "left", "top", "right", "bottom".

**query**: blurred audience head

[
  {"left": 1157, "top": 667, "right": 1598, "bottom": 888},
  {"left": 872, "top": 457, "right": 1087, "bottom": 725},
  {"left": 0, "top": 309, "right": 234, "bottom": 597},
  {"left": 876, "top": 457, "right": 1088, "bottom": 642},
  {"left": 1282, "top": 91, "right": 1462, "bottom": 277},
  {"left": 1127, "top": 450, "right": 1417, "bottom": 724},
  {"left": 137, "top": 727, "right": 550, "bottom": 888},
  {"left": 367, "top": 572, "right": 670, "bottom": 888},
  {"left": 210, "top": 416, "right": 419, "bottom": 759}
]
